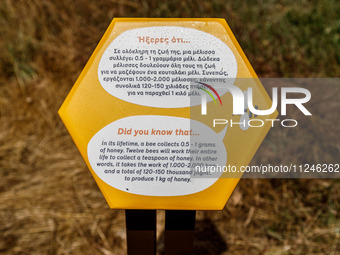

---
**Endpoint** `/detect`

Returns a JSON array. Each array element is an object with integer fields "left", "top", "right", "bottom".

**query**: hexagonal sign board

[{"left": 59, "top": 18, "right": 277, "bottom": 210}]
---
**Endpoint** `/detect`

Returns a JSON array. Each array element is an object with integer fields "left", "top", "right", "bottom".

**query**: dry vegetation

[{"left": 0, "top": 0, "right": 339, "bottom": 254}]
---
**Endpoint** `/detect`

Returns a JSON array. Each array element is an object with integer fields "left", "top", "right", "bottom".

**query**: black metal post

[
  {"left": 126, "top": 210, "right": 157, "bottom": 255},
  {"left": 164, "top": 210, "right": 196, "bottom": 255}
]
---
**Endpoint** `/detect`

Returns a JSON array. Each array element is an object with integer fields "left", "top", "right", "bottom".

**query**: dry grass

[{"left": 0, "top": 0, "right": 339, "bottom": 254}]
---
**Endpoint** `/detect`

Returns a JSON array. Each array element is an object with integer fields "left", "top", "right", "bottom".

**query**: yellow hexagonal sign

[{"left": 59, "top": 18, "right": 277, "bottom": 210}]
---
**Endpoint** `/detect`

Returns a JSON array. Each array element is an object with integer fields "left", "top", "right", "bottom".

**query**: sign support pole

[
  {"left": 126, "top": 210, "right": 157, "bottom": 255},
  {"left": 164, "top": 210, "right": 196, "bottom": 255}
]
